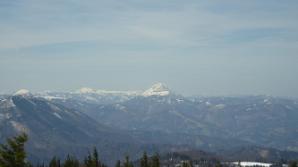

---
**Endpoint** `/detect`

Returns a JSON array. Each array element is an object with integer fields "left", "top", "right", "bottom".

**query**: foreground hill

[{"left": 0, "top": 93, "right": 142, "bottom": 164}]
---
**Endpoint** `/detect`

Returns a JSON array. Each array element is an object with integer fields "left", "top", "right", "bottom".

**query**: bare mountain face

[
  {"left": 1, "top": 84, "right": 298, "bottom": 163},
  {"left": 47, "top": 84, "right": 298, "bottom": 152},
  {"left": 0, "top": 92, "right": 143, "bottom": 165},
  {"left": 82, "top": 95, "right": 298, "bottom": 150}
]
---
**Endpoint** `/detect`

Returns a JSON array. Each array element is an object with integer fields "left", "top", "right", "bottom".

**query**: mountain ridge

[{"left": 1, "top": 86, "right": 298, "bottom": 164}]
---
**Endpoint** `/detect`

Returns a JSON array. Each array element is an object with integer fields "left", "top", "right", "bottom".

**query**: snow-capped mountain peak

[
  {"left": 142, "top": 83, "right": 170, "bottom": 97},
  {"left": 14, "top": 89, "right": 30, "bottom": 96},
  {"left": 78, "top": 87, "right": 96, "bottom": 94},
  {"left": 96, "top": 89, "right": 140, "bottom": 96}
]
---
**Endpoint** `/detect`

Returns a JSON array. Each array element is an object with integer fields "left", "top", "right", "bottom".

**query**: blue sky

[{"left": 0, "top": 0, "right": 298, "bottom": 96}]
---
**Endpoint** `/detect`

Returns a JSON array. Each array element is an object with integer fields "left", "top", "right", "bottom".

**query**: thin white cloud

[{"left": 0, "top": 0, "right": 297, "bottom": 54}]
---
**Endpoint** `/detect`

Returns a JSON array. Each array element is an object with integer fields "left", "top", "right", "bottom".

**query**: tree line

[
  {"left": 1, "top": 134, "right": 298, "bottom": 167},
  {"left": 0, "top": 134, "right": 160, "bottom": 167}
]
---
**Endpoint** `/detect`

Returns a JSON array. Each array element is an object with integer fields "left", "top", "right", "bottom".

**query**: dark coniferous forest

[
  {"left": 0, "top": 133, "right": 162, "bottom": 167},
  {"left": 1, "top": 134, "right": 298, "bottom": 167}
]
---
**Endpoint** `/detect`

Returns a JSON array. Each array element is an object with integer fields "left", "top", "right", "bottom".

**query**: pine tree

[
  {"left": 182, "top": 161, "right": 194, "bottom": 167},
  {"left": 123, "top": 155, "right": 133, "bottom": 167},
  {"left": 215, "top": 161, "right": 222, "bottom": 167},
  {"left": 93, "top": 147, "right": 101, "bottom": 167},
  {"left": 0, "top": 133, "right": 30, "bottom": 167},
  {"left": 151, "top": 153, "right": 160, "bottom": 167},
  {"left": 62, "top": 155, "right": 79, "bottom": 167},
  {"left": 140, "top": 152, "right": 149, "bottom": 167},
  {"left": 84, "top": 147, "right": 105, "bottom": 167},
  {"left": 115, "top": 160, "right": 121, "bottom": 167},
  {"left": 182, "top": 161, "right": 189, "bottom": 167},
  {"left": 84, "top": 151, "right": 93, "bottom": 167},
  {"left": 49, "top": 156, "right": 61, "bottom": 167},
  {"left": 289, "top": 161, "right": 298, "bottom": 167}
]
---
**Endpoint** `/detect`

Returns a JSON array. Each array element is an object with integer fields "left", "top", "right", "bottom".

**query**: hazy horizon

[{"left": 1, "top": 0, "right": 298, "bottom": 97}]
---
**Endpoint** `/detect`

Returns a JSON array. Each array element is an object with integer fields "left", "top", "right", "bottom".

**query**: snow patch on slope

[
  {"left": 14, "top": 89, "right": 30, "bottom": 96},
  {"left": 142, "top": 83, "right": 170, "bottom": 97},
  {"left": 53, "top": 112, "right": 62, "bottom": 119},
  {"left": 78, "top": 87, "right": 96, "bottom": 94},
  {"left": 77, "top": 87, "right": 139, "bottom": 96},
  {"left": 10, "top": 121, "right": 29, "bottom": 133},
  {"left": 0, "top": 99, "right": 16, "bottom": 108},
  {"left": 214, "top": 104, "right": 226, "bottom": 109},
  {"left": 96, "top": 89, "right": 139, "bottom": 96},
  {"left": 232, "top": 161, "right": 272, "bottom": 167}
]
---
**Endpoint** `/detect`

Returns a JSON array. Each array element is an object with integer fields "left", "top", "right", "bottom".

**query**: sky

[{"left": 0, "top": 0, "right": 298, "bottom": 97}]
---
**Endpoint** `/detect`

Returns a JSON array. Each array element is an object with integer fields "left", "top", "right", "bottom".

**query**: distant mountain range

[
  {"left": 1, "top": 83, "right": 298, "bottom": 164},
  {"left": 0, "top": 93, "right": 146, "bottom": 165}
]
